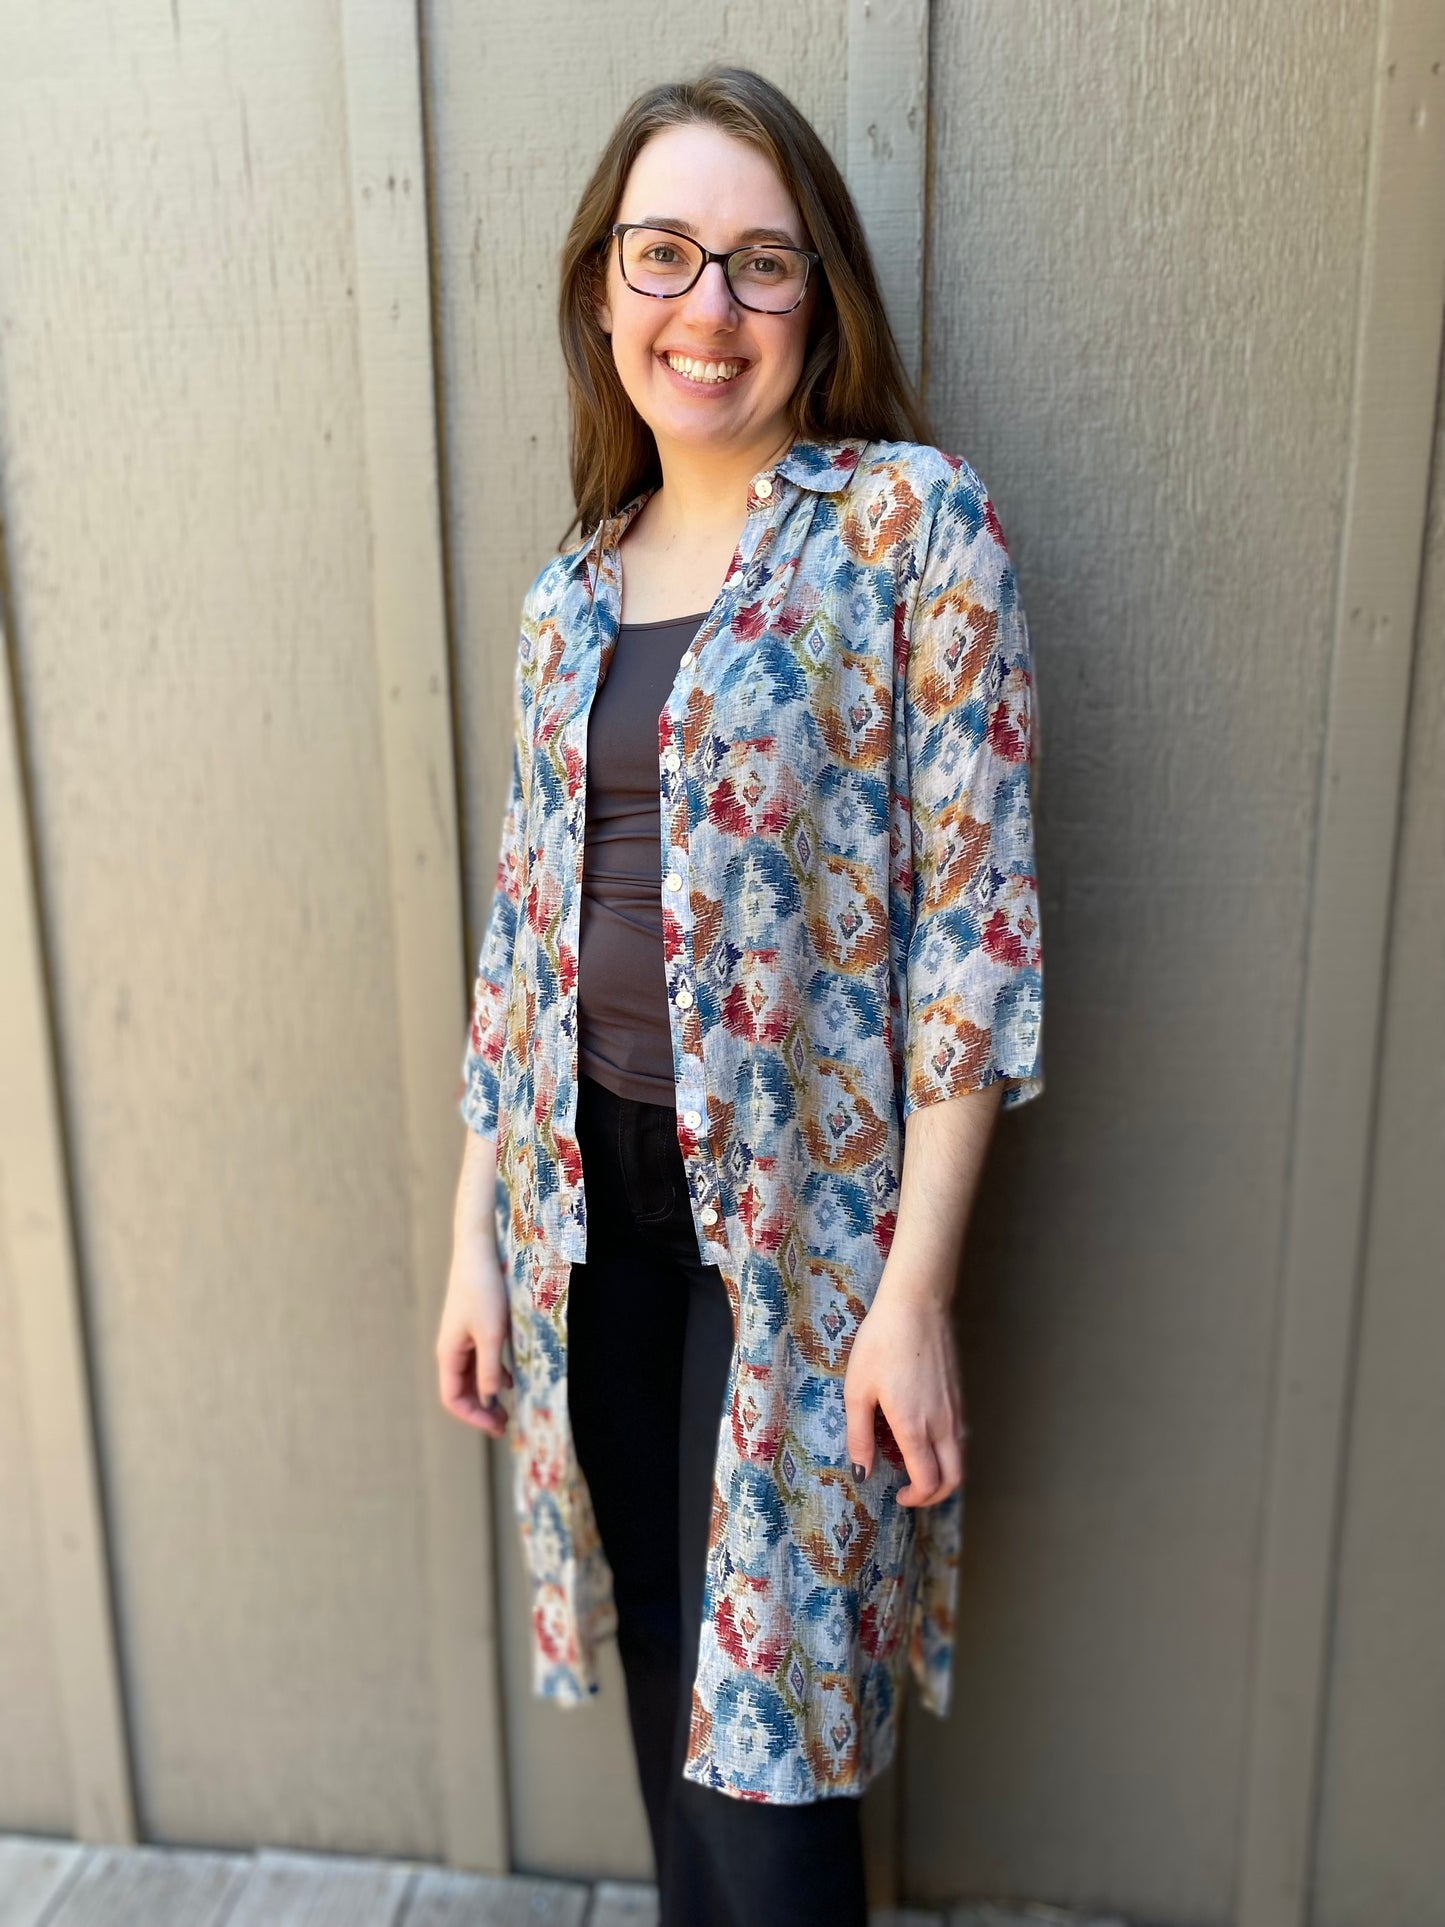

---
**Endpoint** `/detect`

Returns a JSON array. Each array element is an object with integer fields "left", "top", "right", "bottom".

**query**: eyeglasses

[{"left": 607, "top": 223, "right": 821, "bottom": 315}]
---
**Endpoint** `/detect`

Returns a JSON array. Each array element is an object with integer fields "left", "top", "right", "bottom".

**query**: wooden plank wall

[
  {"left": 1, "top": 1, "right": 1443, "bottom": 1922},
  {"left": 907, "top": 3, "right": 1444, "bottom": 1924},
  {"left": 1310, "top": 167, "right": 1445, "bottom": 1927},
  {"left": 0, "top": 0, "right": 447, "bottom": 1859}
]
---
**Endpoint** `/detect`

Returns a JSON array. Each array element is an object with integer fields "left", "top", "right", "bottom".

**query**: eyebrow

[{"left": 634, "top": 215, "right": 803, "bottom": 247}]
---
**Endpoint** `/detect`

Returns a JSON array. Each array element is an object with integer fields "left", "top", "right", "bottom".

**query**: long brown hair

[{"left": 558, "top": 65, "right": 932, "bottom": 544}]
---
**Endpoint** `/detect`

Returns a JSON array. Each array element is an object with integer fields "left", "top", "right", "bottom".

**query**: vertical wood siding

[
  {"left": 1311, "top": 335, "right": 1445, "bottom": 1927},
  {"left": 0, "top": 0, "right": 440, "bottom": 1855},
  {"left": 0, "top": 1, "right": 1441, "bottom": 1919},
  {"left": 908, "top": 2, "right": 1394, "bottom": 1919}
]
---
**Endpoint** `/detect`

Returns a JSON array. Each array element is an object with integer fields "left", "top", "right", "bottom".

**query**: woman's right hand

[{"left": 437, "top": 1132, "right": 514, "bottom": 1438}]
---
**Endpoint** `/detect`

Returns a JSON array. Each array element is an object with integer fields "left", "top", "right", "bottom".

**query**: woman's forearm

[
  {"left": 454, "top": 1124, "right": 498, "bottom": 1243},
  {"left": 880, "top": 1082, "right": 1005, "bottom": 1309}
]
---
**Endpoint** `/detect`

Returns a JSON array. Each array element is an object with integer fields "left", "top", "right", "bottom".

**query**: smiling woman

[
  {"left": 443, "top": 61, "right": 1044, "bottom": 1927},
  {"left": 557, "top": 69, "right": 929, "bottom": 550}
]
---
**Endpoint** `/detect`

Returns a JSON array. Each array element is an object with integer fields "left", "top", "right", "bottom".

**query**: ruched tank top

[{"left": 577, "top": 610, "right": 708, "bottom": 1106}]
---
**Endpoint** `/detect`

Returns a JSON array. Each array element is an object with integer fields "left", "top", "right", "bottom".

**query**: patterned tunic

[{"left": 460, "top": 435, "right": 1044, "bottom": 1804}]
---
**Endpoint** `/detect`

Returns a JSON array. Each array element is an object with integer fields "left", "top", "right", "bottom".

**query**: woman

[{"left": 438, "top": 65, "right": 1044, "bottom": 1927}]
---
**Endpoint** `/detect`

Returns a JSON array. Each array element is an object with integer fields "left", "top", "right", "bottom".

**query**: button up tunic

[{"left": 460, "top": 435, "right": 1045, "bottom": 1803}]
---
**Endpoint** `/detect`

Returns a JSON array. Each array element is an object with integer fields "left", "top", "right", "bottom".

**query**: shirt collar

[{"left": 584, "top": 434, "right": 869, "bottom": 562}]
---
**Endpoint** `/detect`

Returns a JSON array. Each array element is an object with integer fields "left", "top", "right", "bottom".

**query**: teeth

[{"left": 666, "top": 352, "right": 742, "bottom": 384}]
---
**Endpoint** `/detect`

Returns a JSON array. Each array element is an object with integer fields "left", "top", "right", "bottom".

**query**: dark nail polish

[{"left": 852, "top": 1461, "right": 866, "bottom": 1481}]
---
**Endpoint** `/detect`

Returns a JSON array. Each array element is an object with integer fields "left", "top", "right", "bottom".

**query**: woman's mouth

[{"left": 660, "top": 351, "right": 748, "bottom": 388}]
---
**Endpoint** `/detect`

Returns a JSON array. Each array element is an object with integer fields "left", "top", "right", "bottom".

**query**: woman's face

[{"left": 597, "top": 121, "right": 817, "bottom": 464}]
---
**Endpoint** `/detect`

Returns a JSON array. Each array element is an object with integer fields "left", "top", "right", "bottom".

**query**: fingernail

[
  {"left": 481, "top": 1394, "right": 498, "bottom": 1410},
  {"left": 852, "top": 1461, "right": 866, "bottom": 1481}
]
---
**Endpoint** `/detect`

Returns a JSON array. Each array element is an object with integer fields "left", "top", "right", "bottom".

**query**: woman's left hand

[{"left": 844, "top": 1270, "right": 967, "bottom": 1507}]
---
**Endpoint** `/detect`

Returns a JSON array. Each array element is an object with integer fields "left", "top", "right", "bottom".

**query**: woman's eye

[
  {"left": 645, "top": 245, "right": 679, "bottom": 265},
  {"left": 744, "top": 254, "right": 784, "bottom": 276}
]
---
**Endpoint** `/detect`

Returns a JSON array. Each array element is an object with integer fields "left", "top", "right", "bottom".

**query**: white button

[
  {"left": 754, "top": 475, "right": 773, "bottom": 499},
  {"left": 663, "top": 748, "right": 680, "bottom": 771},
  {"left": 675, "top": 986, "right": 693, "bottom": 1008},
  {"left": 665, "top": 870, "right": 683, "bottom": 891},
  {"left": 726, "top": 570, "right": 743, "bottom": 588},
  {"left": 679, "top": 649, "right": 695, "bottom": 667},
  {"left": 684, "top": 1108, "right": 701, "bottom": 1129},
  {"left": 700, "top": 1206, "right": 718, "bottom": 1225}
]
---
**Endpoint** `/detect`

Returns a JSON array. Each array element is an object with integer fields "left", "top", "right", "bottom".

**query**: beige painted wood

[
  {"left": 0, "top": 607, "right": 134, "bottom": 1843},
  {"left": 0, "top": 1261, "right": 70, "bottom": 1835},
  {"left": 3, "top": 1, "right": 1443, "bottom": 1916},
  {"left": 0, "top": 1276, "right": 70, "bottom": 1837},
  {"left": 1237, "top": 7, "right": 1445, "bottom": 1924},
  {"left": 908, "top": 2, "right": 1390, "bottom": 1918},
  {"left": 0, "top": 638, "right": 77, "bottom": 1834},
  {"left": 846, "top": 14, "right": 930, "bottom": 1897},
  {"left": 423, "top": 0, "right": 845, "bottom": 1879},
  {"left": 340, "top": 0, "right": 508, "bottom": 1874},
  {"left": 847, "top": 0, "right": 930, "bottom": 388},
  {"left": 0, "top": 0, "right": 439, "bottom": 1851},
  {"left": 40, "top": 1848, "right": 244, "bottom": 1927},
  {"left": 0, "top": 1837, "right": 85, "bottom": 1926},
  {"left": 1307, "top": 106, "right": 1445, "bottom": 1927}
]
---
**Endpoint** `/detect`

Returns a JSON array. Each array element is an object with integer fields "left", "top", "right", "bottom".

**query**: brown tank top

[{"left": 577, "top": 610, "right": 708, "bottom": 1106}]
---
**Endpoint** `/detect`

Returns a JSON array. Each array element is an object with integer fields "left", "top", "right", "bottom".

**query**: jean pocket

[{"left": 617, "top": 1101, "right": 678, "bottom": 1223}]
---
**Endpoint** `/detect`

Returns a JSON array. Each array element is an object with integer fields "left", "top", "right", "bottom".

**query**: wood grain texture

[
  {"left": 847, "top": 0, "right": 929, "bottom": 386},
  {"left": 0, "top": 595, "right": 134, "bottom": 1839},
  {"left": 0, "top": 0, "right": 1440, "bottom": 1916},
  {"left": 908, "top": 1, "right": 1390, "bottom": 1917},
  {"left": 404, "top": 1864, "right": 591, "bottom": 1926},
  {"left": 1238, "top": 5, "right": 1445, "bottom": 1922},
  {"left": 0, "top": 0, "right": 437, "bottom": 1852},
  {"left": 1306, "top": 59, "right": 1445, "bottom": 1927},
  {"left": 0, "top": 628, "right": 75, "bottom": 1834},
  {"left": 583, "top": 1885, "right": 658, "bottom": 1927},
  {"left": 0, "top": 1838, "right": 85, "bottom": 1926},
  {"left": 339, "top": 0, "right": 508, "bottom": 1875},
  {"left": 224, "top": 1849, "right": 412, "bottom": 1927},
  {"left": 39, "top": 1848, "right": 244, "bottom": 1927}
]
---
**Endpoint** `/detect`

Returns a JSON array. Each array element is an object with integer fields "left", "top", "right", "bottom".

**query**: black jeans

[{"left": 566, "top": 1070, "right": 869, "bottom": 1927}]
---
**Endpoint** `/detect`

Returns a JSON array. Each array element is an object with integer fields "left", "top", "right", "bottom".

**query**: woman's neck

[{"left": 645, "top": 424, "right": 797, "bottom": 542}]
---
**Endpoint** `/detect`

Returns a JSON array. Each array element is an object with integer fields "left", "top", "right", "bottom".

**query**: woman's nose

[{"left": 684, "top": 259, "right": 738, "bottom": 326}]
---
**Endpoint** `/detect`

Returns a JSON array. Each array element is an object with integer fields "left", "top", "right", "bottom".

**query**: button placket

[
  {"left": 562, "top": 533, "right": 633, "bottom": 1254},
  {"left": 655, "top": 483, "right": 786, "bottom": 1261}
]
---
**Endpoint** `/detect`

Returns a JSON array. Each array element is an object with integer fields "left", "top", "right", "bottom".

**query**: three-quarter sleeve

[
  {"left": 459, "top": 604, "right": 534, "bottom": 1137},
  {"left": 900, "top": 463, "right": 1044, "bottom": 1117}
]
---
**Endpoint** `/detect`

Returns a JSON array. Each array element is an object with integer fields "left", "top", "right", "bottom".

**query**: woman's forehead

[{"left": 617, "top": 123, "right": 803, "bottom": 241}]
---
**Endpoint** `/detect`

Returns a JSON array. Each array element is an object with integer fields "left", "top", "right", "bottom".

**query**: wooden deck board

[
  {"left": 948, "top": 1911, "right": 1127, "bottom": 1926},
  {"left": 0, "top": 1839, "right": 1123, "bottom": 1927},
  {"left": 0, "top": 1838, "right": 85, "bottom": 1927},
  {"left": 401, "top": 1865, "right": 590, "bottom": 1926},
  {"left": 224, "top": 1850, "right": 414, "bottom": 1927},
  {"left": 38, "top": 1847, "right": 244, "bottom": 1927},
  {"left": 584, "top": 1883, "right": 658, "bottom": 1927}
]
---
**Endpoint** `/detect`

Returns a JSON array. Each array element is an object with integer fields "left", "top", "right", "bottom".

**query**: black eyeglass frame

[{"left": 606, "top": 222, "right": 823, "bottom": 315}]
